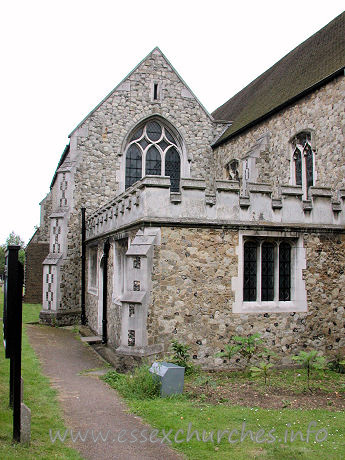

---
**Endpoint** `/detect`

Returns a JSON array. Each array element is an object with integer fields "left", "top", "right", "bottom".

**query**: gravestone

[{"left": 20, "top": 403, "right": 31, "bottom": 444}]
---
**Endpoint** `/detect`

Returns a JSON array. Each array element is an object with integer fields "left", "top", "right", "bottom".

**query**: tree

[
  {"left": 233, "top": 333, "right": 266, "bottom": 370},
  {"left": 6, "top": 231, "right": 25, "bottom": 247},
  {"left": 292, "top": 350, "right": 326, "bottom": 390},
  {"left": 0, "top": 245, "right": 5, "bottom": 280},
  {"left": 0, "top": 232, "right": 26, "bottom": 279},
  {"left": 215, "top": 344, "right": 240, "bottom": 362}
]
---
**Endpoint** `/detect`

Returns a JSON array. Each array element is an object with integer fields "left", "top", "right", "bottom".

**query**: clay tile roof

[{"left": 212, "top": 12, "right": 345, "bottom": 146}]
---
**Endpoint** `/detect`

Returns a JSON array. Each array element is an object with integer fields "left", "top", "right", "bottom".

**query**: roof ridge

[{"left": 212, "top": 11, "right": 345, "bottom": 143}]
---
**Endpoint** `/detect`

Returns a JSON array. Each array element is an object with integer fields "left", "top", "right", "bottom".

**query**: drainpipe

[
  {"left": 81, "top": 208, "right": 86, "bottom": 325},
  {"left": 102, "top": 238, "right": 110, "bottom": 344}
]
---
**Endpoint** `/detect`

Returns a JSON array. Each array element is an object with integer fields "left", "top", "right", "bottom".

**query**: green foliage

[
  {"left": 250, "top": 361, "right": 273, "bottom": 385},
  {"left": 194, "top": 374, "right": 218, "bottom": 390},
  {"left": 0, "top": 295, "right": 82, "bottom": 459},
  {"left": 170, "top": 339, "right": 194, "bottom": 374},
  {"left": 328, "top": 354, "right": 345, "bottom": 374},
  {"left": 0, "top": 232, "right": 26, "bottom": 277},
  {"left": 0, "top": 246, "right": 4, "bottom": 278},
  {"left": 233, "top": 332, "right": 266, "bottom": 369},
  {"left": 292, "top": 350, "right": 326, "bottom": 389},
  {"left": 6, "top": 231, "right": 25, "bottom": 247},
  {"left": 102, "top": 365, "right": 161, "bottom": 399},
  {"left": 215, "top": 344, "right": 240, "bottom": 361}
]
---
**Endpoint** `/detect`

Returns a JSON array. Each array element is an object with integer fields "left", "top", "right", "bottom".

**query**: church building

[{"left": 31, "top": 12, "right": 345, "bottom": 367}]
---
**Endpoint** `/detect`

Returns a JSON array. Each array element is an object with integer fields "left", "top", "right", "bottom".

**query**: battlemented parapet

[{"left": 86, "top": 177, "right": 345, "bottom": 239}]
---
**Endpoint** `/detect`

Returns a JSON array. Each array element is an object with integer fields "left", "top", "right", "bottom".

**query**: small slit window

[{"left": 153, "top": 83, "right": 158, "bottom": 100}]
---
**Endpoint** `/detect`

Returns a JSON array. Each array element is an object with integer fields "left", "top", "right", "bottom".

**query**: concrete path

[{"left": 27, "top": 324, "right": 183, "bottom": 460}]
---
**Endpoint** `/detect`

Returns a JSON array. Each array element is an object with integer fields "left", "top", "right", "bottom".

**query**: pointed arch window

[
  {"left": 291, "top": 131, "right": 314, "bottom": 196},
  {"left": 165, "top": 147, "right": 181, "bottom": 192},
  {"left": 146, "top": 146, "right": 161, "bottom": 175},
  {"left": 125, "top": 119, "right": 182, "bottom": 190},
  {"left": 293, "top": 148, "right": 302, "bottom": 186},
  {"left": 125, "top": 144, "right": 142, "bottom": 189}
]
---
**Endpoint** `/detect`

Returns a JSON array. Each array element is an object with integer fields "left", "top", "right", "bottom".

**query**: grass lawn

[
  {"left": 103, "top": 365, "right": 345, "bottom": 459},
  {"left": 0, "top": 289, "right": 83, "bottom": 459}
]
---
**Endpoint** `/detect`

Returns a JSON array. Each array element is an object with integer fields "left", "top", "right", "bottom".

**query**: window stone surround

[{"left": 232, "top": 230, "right": 307, "bottom": 313}]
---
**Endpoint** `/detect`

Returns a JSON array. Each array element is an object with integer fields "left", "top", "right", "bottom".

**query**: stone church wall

[
  {"left": 148, "top": 226, "right": 345, "bottom": 368},
  {"left": 24, "top": 234, "right": 49, "bottom": 304},
  {"left": 57, "top": 49, "right": 225, "bottom": 314},
  {"left": 214, "top": 75, "right": 345, "bottom": 196}
]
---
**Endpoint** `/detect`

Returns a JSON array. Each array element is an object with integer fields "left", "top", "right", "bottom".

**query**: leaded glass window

[
  {"left": 243, "top": 241, "right": 257, "bottom": 301},
  {"left": 146, "top": 146, "right": 161, "bottom": 175},
  {"left": 279, "top": 242, "right": 291, "bottom": 301},
  {"left": 293, "top": 148, "right": 302, "bottom": 186},
  {"left": 125, "top": 144, "right": 142, "bottom": 189},
  {"left": 165, "top": 147, "right": 181, "bottom": 192},
  {"left": 243, "top": 239, "right": 293, "bottom": 303},
  {"left": 146, "top": 121, "right": 162, "bottom": 141},
  {"left": 125, "top": 119, "right": 182, "bottom": 190},
  {"left": 261, "top": 243, "right": 274, "bottom": 301},
  {"left": 291, "top": 132, "right": 314, "bottom": 194},
  {"left": 304, "top": 143, "right": 313, "bottom": 189}
]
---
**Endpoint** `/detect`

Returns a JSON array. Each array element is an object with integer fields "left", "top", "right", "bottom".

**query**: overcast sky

[{"left": 1, "top": 1, "right": 344, "bottom": 245}]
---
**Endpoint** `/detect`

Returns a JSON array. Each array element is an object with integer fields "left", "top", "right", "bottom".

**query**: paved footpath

[{"left": 27, "top": 324, "right": 183, "bottom": 460}]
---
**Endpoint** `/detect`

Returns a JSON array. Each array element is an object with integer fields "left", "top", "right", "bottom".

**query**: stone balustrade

[{"left": 86, "top": 176, "right": 345, "bottom": 239}]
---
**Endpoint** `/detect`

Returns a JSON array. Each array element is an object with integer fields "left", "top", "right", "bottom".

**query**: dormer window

[
  {"left": 125, "top": 119, "right": 181, "bottom": 191},
  {"left": 291, "top": 131, "right": 314, "bottom": 198}
]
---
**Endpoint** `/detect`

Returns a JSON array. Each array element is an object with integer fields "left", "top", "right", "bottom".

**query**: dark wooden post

[{"left": 3, "top": 246, "right": 24, "bottom": 442}]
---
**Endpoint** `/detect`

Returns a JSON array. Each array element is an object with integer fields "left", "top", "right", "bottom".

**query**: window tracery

[
  {"left": 291, "top": 131, "right": 314, "bottom": 196},
  {"left": 125, "top": 119, "right": 182, "bottom": 191}
]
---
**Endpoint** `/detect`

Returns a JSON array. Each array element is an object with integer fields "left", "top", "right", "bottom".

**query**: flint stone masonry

[
  {"left": 34, "top": 39, "right": 345, "bottom": 368},
  {"left": 41, "top": 48, "right": 227, "bottom": 320},
  {"left": 214, "top": 76, "right": 345, "bottom": 196},
  {"left": 149, "top": 227, "right": 345, "bottom": 367}
]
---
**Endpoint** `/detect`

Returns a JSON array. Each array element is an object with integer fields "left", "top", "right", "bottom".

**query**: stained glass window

[
  {"left": 243, "top": 241, "right": 257, "bottom": 301},
  {"left": 165, "top": 147, "right": 181, "bottom": 192},
  {"left": 146, "top": 146, "right": 161, "bottom": 175},
  {"left": 125, "top": 144, "right": 142, "bottom": 189},
  {"left": 279, "top": 242, "right": 291, "bottom": 301}
]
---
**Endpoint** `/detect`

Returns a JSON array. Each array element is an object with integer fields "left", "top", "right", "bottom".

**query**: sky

[{"left": 0, "top": 0, "right": 344, "bottom": 245}]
